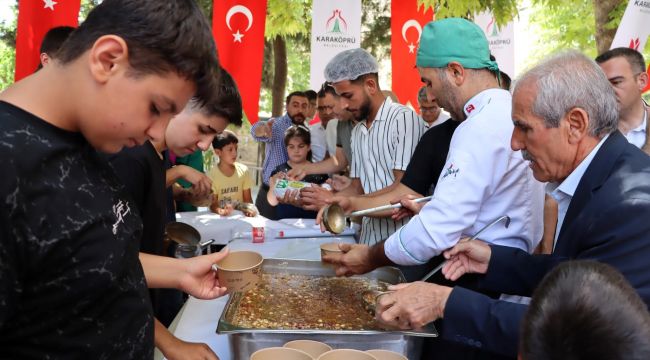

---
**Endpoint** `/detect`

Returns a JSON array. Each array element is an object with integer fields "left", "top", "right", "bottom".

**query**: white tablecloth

[
  {"left": 175, "top": 211, "right": 355, "bottom": 245},
  {"left": 168, "top": 213, "right": 356, "bottom": 360}
]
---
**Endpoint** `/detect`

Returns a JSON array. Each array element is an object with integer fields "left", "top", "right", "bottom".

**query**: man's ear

[
  {"left": 636, "top": 71, "right": 648, "bottom": 92},
  {"left": 565, "top": 107, "right": 590, "bottom": 144},
  {"left": 364, "top": 75, "right": 379, "bottom": 95},
  {"left": 88, "top": 35, "right": 129, "bottom": 84},
  {"left": 447, "top": 62, "right": 466, "bottom": 86}
]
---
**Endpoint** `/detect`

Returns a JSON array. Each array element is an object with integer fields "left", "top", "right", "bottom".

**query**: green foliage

[
  {"left": 418, "top": 0, "right": 519, "bottom": 27},
  {"left": 265, "top": 0, "right": 312, "bottom": 38},
  {"left": 361, "top": 0, "right": 391, "bottom": 64}
]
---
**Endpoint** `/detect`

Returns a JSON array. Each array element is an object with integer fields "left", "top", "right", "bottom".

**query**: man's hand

[
  {"left": 376, "top": 282, "right": 452, "bottom": 330},
  {"left": 178, "top": 249, "right": 229, "bottom": 299},
  {"left": 321, "top": 243, "right": 376, "bottom": 276},
  {"left": 391, "top": 194, "right": 425, "bottom": 221},
  {"left": 329, "top": 174, "right": 352, "bottom": 192},
  {"left": 442, "top": 238, "right": 492, "bottom": 281},
  {"left": 253, "top": 119, "right": 273, "bottom": 138},
  {"left": 300, "top": 186, "right": 334, "bottom": 211},
  {"left": 286, "top": 167, "right": 307, "bottom": 181}
]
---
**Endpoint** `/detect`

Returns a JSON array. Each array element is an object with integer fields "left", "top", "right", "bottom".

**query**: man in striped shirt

[{"left": 324, "top": 48, "right": 424, "bottom": 245}]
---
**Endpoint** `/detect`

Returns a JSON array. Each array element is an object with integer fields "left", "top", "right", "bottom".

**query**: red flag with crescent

[
  {"left": 213, "top": 0, "right": 267, "bottom": 124},
  {"left": 391, "top": 0, "right": 434, "bottom": 111},
  {"left": 15, "top": 0, "right": 81, "bottom": 81}
]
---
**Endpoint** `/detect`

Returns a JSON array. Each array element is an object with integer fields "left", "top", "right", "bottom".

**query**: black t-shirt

[
  {"left": 271, "top": 162, "right": 328, "bottom": 219},
  {"left": 0, "top": 101, "right": 154, "bottom": 358},
  {"left": 401, "top": 119, "right": 461, "bottom": 196},
  {"left": 108, "top": 141, "right": 165, "bottom": 256}
]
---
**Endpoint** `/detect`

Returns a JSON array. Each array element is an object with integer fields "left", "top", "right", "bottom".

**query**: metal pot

[{"left": 165, "top": 221, "right": 214, "bottom": 258}]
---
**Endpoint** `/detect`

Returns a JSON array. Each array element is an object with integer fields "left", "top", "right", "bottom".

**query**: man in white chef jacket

[{"left": 321, "top": 18, "right": 544, "bottom": 285}]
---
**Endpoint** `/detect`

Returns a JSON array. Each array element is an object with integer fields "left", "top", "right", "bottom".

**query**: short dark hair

[
  {"left": 285, "top": 91, "right": 307, "bottom": 105},
  {"left": 201, "top": 68, "right": 243, "bottom": 127},
  {"left": 595, "top": 47, "right": 647, "bottom": 75},
  {"left": 304, "top": 90, "right": 318, "bottom": 102},
  {"left": 57, "top": 0, "right": 220, "bottom": 108},
  {"left": 212, "top": 130, "right": 238, "bottom": 150},
  {"left": 317, "top": 82, "right": 338, "bottom": 98},
  {"left": 40, "top": 26, "right": 75, "bottom": 56},
  {"left": 521, "top": 260, "right": 650, "bottom": 360}
]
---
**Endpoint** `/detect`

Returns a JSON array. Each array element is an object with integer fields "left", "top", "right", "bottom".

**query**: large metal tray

[{"left": 216, "top": 258, "right": 437, "bottom": 358}]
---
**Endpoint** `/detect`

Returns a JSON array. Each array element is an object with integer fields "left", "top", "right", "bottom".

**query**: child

[
  {"left": 109, "top": 69, "right": 242, "bottom": 359},
  {"left": 268, "top": 125, "right": 328, "bottom": 219},
  {"left": 0, "top": 0, "right": 230, "bottom": 358},
  {"left": 208, "top": 130, "right": 256, "bottom": 216}
]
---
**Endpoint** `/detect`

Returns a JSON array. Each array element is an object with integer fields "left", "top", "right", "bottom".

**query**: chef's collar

[{"left": 463, "top": 88, "right": 509, "bottom": 118}]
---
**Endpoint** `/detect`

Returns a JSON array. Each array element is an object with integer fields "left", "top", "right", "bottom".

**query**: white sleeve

[
  {"left": 325, "top": 119, "right": 338, "bottom": 156},
  {"left": 384, "top": 127, "right": 509, "bottom": 265}
]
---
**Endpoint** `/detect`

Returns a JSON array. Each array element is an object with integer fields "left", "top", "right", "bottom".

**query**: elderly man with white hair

[{"left": 371, "top": 50, "right": 650, "bottom": 359}]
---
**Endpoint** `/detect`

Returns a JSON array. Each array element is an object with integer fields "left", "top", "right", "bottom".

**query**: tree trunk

[
  {"left": 592, "top": 0, "right": 623, "bottom": 55},
  {"left": 271, "top": 35, "right": 287, "bottom": 117}
]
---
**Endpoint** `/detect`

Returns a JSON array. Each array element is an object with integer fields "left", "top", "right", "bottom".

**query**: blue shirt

[
  {"left": 250, "top": 113, "right": 294, "bottom": 185},
  {"left": 547, "top": 133, "right": 610, "bottom": 250}
]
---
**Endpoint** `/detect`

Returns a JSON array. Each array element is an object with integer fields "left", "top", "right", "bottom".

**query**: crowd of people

[{"left": 1, "top": 1, "right": 649, "bottom": 359}]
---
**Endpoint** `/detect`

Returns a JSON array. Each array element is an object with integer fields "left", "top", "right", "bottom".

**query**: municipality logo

[
  {"left": 485, "top": 17, "right": 511, "bottom": 46},
  {"left": 326, "top": 9, "right": 348, "bottom": 33},
  {"left": 316, "top": 9, "right": 356, "bottom": 46}
]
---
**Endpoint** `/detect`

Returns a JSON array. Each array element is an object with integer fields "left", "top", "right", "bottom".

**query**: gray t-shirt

[{"left": 335, "top": 119, "right": 354, "bottom": 164}]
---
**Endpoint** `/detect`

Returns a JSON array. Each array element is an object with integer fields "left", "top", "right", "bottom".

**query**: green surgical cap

[{"left": 416, "top": 18, "right": 499, "bottom": 73}]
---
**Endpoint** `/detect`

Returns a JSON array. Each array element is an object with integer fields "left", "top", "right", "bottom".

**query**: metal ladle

[
  {"left": 165, "top": 222, "right": 215, "bottom": 258},
  {"left": 322, "top": 196, "right": 433, "bottom": 234},
  {"left": 363, "top": 215, "right": 511, "bottom": 312}
]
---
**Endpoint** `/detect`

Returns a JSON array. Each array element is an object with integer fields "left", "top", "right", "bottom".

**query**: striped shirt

[
  {"left": 250, "top": 113, "right": 294, "bottom": 186},
  {"left": 351, "top": 98, "right": 424, "bottom": 245}
]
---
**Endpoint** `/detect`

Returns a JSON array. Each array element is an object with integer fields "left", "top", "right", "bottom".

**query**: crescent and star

[
  {"left": 401, "top": 19, "right": 422, "bottom": 53},
  {"left": 226, "top": 5, "right": 254, "bottom": 43}
]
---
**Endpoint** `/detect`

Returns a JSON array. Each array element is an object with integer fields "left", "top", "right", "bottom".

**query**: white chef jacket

[{"left": 384, "top": 88, "right": 545, "bottom": 265}]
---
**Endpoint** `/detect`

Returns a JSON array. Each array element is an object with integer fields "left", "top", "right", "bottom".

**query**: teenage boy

[
  {"left": 109, "top": 69, "right": 242, "bottom": 359},
  {"left": 0, "top": 0, "right": 228, "bottom": 358}
]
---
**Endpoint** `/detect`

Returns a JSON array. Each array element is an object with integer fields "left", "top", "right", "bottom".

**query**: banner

[
  {"left": 474, "top": 11, "right": 515, "bottom": 80},
  {"left": 611, "top": 0, "right": 650, "bottom": 51},
  {"left": 15, "top": 0, "right": 81, "bottom": 81},
  {"left": 310, "top": 0, "right": 362, "bottom": 90},
  {"left": 391, "top": 0, "right": 434, "bottom": 109},
  {"left": 213, "top": 0, "right": 267, "bottom": 124}
]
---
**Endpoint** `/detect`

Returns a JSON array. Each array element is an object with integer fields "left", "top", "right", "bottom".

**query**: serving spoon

[{"left": 363, "top": 215, "right": 511, "bottom": 312}]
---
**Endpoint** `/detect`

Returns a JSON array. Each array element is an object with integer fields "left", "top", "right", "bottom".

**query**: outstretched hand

[
  {"left": 442, "top": 238, "right": 492, "bottom": 281},
  {"left": 178, "top": 249, "right": 230, "bottom": 299}
]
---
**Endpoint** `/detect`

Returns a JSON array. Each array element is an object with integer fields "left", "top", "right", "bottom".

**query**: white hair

[{"left": 514, "top": 51, "right": 618, "bottom": 138}]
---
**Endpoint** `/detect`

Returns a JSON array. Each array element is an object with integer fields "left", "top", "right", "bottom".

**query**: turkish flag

[
  {"left": 213, "top": 1, "right": 267, "bottom": 124},
  {"left": 391, "top": 0, "right": 434, "bottom": 111},
  {"left": 15, "top": 0, "right": 81, "bottom": 81}
]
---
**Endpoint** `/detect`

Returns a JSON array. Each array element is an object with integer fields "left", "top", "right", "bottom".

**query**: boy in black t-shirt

[
  {"left": 109, "top": 70, "right": 242, "bottom": 359},
  {"left": 0, "top": 1, "right": 231, "bottom": 358}
]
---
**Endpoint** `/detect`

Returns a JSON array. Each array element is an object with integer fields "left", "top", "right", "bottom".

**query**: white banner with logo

[
  {"left": 611, "top": 0, "right": 650, "bottom": 51},
  {"left": 474, "top": 11, "right": 515, "bottom": 79},
  {"left": 310, "top": 0, "right": 362, "bottom": 90}
]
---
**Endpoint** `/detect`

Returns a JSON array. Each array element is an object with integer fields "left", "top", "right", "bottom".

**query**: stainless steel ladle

[{"left": 322, "top": 196, "right": 433, "bottom": 234}]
